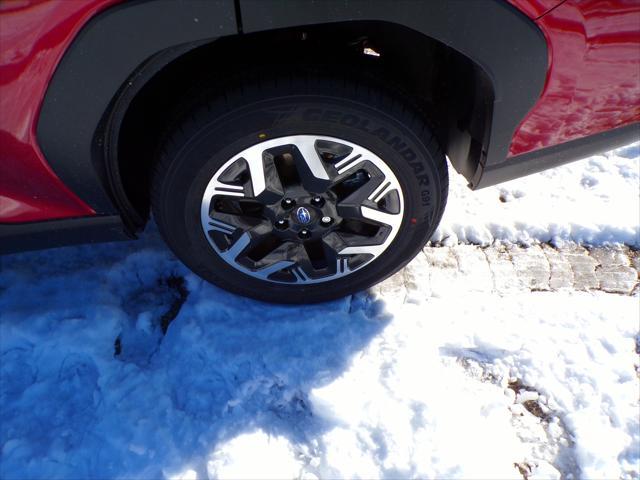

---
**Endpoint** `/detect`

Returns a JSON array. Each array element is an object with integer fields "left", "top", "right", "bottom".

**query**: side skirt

[
  {"left": 0, "top": 215, "right": 131, "bottom": 255},
  {"left": 475, "top": 123, "right": 640, "bottom": 188}
]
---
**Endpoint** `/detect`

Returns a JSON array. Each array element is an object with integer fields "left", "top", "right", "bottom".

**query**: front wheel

[{"left": 152, "top": 75, "right": 448, "bottom": 303}]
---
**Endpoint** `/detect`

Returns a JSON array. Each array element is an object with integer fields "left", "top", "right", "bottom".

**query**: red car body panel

[
  {"left": 0, "top": 0, "right": 117, "bottom": 223},
  {"left": 0, "top": 0, "right": 638, "bottom": 223},
  {"left": 509, "top": 0, "right": 640, "bottom": 157}
]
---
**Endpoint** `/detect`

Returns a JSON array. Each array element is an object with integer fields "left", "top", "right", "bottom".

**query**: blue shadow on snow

[{"left": 0, "top": 226, "right": 391, "bottom": 479}]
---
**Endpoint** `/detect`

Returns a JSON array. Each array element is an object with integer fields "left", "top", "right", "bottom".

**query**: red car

[{"left": 1, "top": 0, "right": 638, "bottom": 302}]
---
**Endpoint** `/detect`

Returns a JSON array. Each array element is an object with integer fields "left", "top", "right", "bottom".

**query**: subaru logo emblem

[{"left": 296, "top": 206, "right": 311, "bottom": 224}]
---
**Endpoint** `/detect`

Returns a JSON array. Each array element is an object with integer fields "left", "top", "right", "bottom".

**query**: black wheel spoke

[
  {"left": 335, "top": 180, "right": 379, "bottom": 220},
  {"left": 210, "top": 200, "right": 264, "bottom": 225},
  {"left": 238, "top": 222, "right": 285, "bottom": 265}
]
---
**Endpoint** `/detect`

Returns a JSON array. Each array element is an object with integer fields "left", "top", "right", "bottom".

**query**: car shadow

[{"left": 0, "top": 226, "right": 391, "bottom": 479}]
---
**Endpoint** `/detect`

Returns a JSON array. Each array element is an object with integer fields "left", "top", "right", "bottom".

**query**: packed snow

[{"left": 1, "top": 145, "right": 639, "bottom": 479}]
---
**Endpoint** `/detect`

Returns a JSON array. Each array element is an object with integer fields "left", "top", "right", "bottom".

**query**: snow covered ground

[
  {"left": 433, "top": 142, "right": 640, "bottom": 247},
  {"left": 1, "top": 144, "right": 638, "bottom": 479}
]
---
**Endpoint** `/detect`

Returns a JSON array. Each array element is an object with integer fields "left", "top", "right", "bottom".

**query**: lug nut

[
  {"left": 275, "top": 219, "right": 288, "bottom": 230},
  {"left": 321, "top": 216, "right": 332, "bottom": 226},
  {"left": 281, "top": 198, "right": 295, "bottom": 209},
  {"left": 298, "top": 229, "right": 311, "bottom": 239},
  {"left": 310, "top": 196, "right": 324, "bottom": 207}
]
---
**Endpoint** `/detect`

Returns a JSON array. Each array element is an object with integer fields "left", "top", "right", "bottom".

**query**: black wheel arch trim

[
  {"left": 238, "top": 0, "right": 549, "bottom": 187},
  {"left": 100, "top": 41, "right": 213, "bottom": 230},
  {"left": 37, "top": 0, "right": 548, "bottom": 230},
  {"left": 36, "top": 0, "right": 238, "bottom": 218}
]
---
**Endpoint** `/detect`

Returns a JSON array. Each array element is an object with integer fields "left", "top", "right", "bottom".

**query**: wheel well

[{"left": 116, "top": 21, "right": 493, "bottom": 229}]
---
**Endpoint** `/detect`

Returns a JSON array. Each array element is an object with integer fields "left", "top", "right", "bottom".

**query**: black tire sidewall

[{"left": 157, "top": 95, "right": 445, "bottom": 303}]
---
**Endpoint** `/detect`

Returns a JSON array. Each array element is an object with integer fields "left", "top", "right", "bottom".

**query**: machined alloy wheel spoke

[
  {"left": 294, "top": 138, "right": 331, "bottom": 181},
  {"left": 219, "top": 232, "right": 296, "bottom": 280},
  {"left": 206, "top": 216, "right": 238, "bottom": 236}
]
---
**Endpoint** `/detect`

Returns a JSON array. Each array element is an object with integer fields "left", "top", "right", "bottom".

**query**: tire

[{"left": 151, "top": 73, "right": 448, "bottom": 303}]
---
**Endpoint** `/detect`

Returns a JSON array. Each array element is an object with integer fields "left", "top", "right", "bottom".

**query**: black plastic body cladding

[
  {"left": 239, "top": 0, "right": 548, "bottom": 186},
  {"left": 0, "top": 216, "right": 129, "bottom": 255},
  {"left": 478, "top": 123, "right": 640, "bottom": 187},
  {"left": 37, "top": 0, "right": 237, "bottom": 214}
]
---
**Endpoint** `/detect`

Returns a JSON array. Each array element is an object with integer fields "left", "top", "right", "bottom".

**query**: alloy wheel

[{"left": 200, "top": 135, "right": 404, "bottom": 284}]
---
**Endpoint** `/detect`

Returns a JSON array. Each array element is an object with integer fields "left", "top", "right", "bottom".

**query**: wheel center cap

[{"left": 295, "top": 206, "right": 312, "bottom": 225}]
